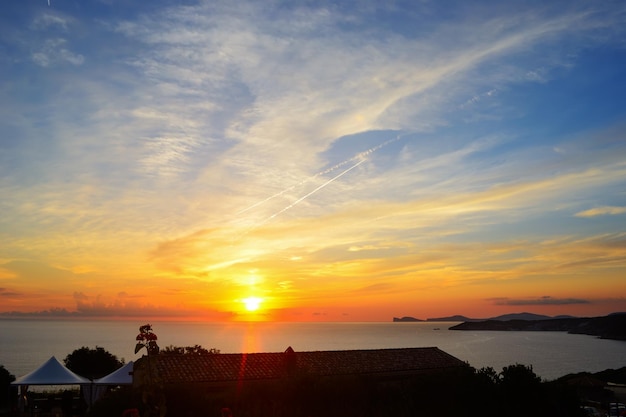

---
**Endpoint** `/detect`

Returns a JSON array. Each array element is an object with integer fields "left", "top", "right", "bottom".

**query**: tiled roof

[{"left": 136, "top": 347, "right": 467, "bottom": 384}]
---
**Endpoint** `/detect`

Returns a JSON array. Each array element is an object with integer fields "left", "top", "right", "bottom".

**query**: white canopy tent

[
  {"left": 93, "top": 361, "right": 133, "bottom": 386},
  {"left": 11, "top": 356, "right": 89, "bottom": 386},
  {"left": 84, "top": 360, "right": 134, "bottom": 405},
  {"left": 11, "top": 356, "right": 90, "bottom": 412},
  {"left": 11, "top": 356, "right": 134, "bottom": 410}
]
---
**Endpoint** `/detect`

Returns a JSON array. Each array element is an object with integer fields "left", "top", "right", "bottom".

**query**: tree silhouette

[
  {"left": 64, "top": 346, "right": 124, "bottom": 380},
  {"left": 498, "top": 364, "right": 544, "bottom": 417},
  {"left": 0, "top": 364, "right": 16, "bottom": 408}
]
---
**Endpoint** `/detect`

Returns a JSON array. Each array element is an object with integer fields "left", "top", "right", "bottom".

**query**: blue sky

[{"left": 1, "top": 0, "right": 625, "bottom": 321}]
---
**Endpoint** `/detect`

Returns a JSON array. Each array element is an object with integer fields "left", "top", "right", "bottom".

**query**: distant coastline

[
  {"left": 392, "top": 316, "right": 423, "bottom": 322},
  {"left": 394, "top": 312, "right": 577, "bottom": 323},
  {"left": 394, "top": 312, "right": 626, "bottom": 341}
]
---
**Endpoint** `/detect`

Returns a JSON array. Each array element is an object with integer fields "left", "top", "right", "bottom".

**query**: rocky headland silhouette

[{"left": 394, "top": 312, "right": 626, "bottom": 341}]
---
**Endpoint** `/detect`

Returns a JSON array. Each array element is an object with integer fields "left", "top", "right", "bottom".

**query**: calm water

[{"left": 1, "top": 319, "right": 625, "bottom": 381}]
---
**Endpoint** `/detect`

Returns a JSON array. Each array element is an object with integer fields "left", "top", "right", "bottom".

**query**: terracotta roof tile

[{"left": 138, "top": 347, "right": 466, "bottom": 384}]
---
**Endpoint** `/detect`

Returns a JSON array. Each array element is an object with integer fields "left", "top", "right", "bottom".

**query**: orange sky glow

[{"left": 1, "top": 1, "right": 625, "bottom": 322}]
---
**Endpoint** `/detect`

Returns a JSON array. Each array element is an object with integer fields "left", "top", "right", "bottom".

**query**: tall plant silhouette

[{"left": 135, "top": 324, "right": 160, "bottom": 355}]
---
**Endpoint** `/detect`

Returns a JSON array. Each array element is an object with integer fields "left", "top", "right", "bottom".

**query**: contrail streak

[
  {"left": 264, "top": 157, "right": 367, "bottom": 222},
  {"left": 234, "top": 157, "right": 367, "bottom": 239},
  {"left": 236, "top": 134, "right": 404, "bottom": 215},
  {"left": 235, "top": 159, "right": 357, "bottom": 216}
]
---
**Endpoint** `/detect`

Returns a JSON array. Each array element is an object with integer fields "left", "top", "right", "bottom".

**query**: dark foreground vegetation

[
  {"left": 139, "top": 364, "right": 586, "bottom": 417},
  {"left": 2, "top": 332, "right": 624, "bottom": 417},
  {"left": 5, "top": 364, "right": 624, "bottom": 417}
]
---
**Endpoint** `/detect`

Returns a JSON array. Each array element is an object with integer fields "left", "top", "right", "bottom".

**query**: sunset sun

[{"left": 242, "top": 296, "right": 262, "bottom": 312}]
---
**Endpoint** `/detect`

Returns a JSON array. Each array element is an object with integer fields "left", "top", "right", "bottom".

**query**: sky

[{"left": 1, "top": 0, "right": 625, "bottom": 322}]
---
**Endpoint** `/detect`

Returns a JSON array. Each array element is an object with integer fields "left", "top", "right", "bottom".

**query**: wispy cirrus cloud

[
  {"left": 31, "top": 38, "right": 84, "bottom": 67},
  {"left": 575, "top": 206, "right": 626, "bottom": 217},
  {"left": 0, "top": 288, "right": 21, "bottom": 298},
  {"left": 31, "top": 12, "right": 71, "bottom": 31},
  {"left": 107, "top": 1, "right": 617, "bottom": 186},
  {"left": 490, "top": 296, "right": 590, "bottom": 306},
  {"left": 27, "top": 10, "right": 84, "bottom": 67}
]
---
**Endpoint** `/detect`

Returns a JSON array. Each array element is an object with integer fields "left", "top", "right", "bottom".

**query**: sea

[{"left": 1, "top": 319, "right": 625, "bottom": 382}]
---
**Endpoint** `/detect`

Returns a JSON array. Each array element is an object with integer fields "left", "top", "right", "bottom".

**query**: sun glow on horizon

[{"left": 242, "top": 296, "right": 263, "bottom": 312}]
